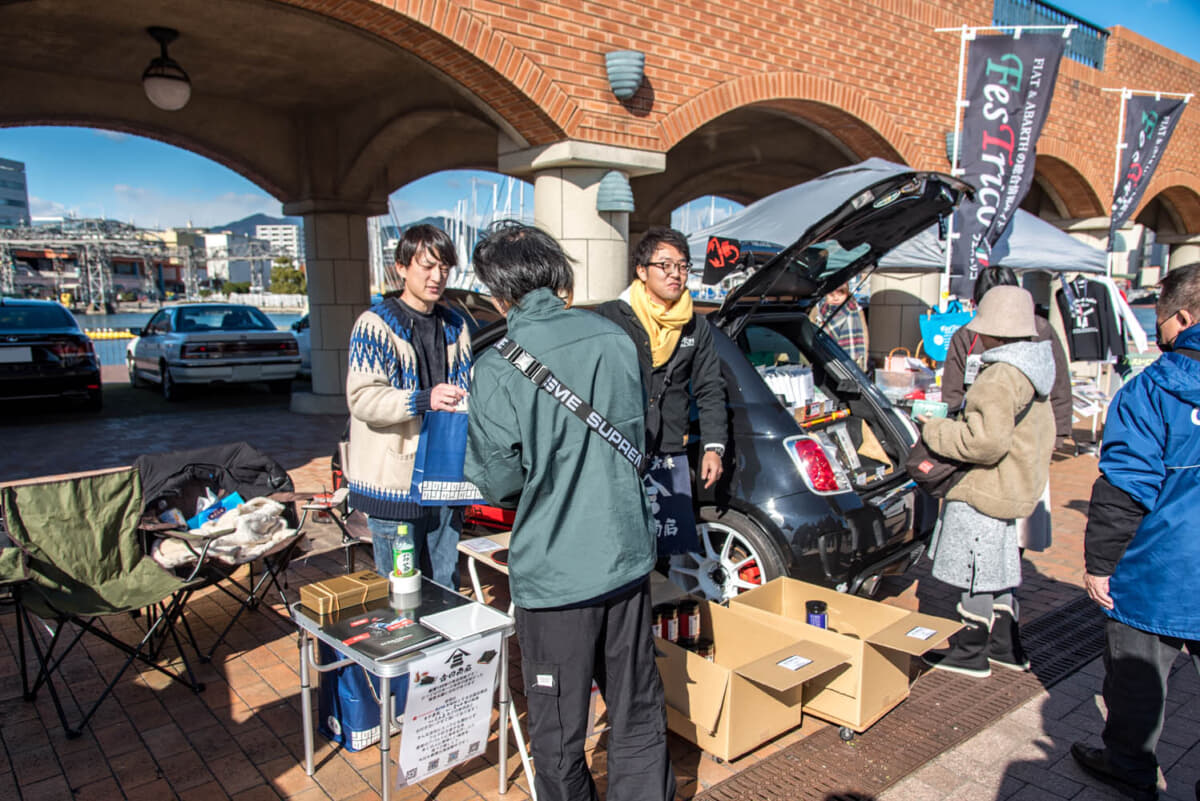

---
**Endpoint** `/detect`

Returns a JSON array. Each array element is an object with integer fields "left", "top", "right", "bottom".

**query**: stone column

[
  {"left": 284, "top": 206, "right": 379, "bottom": 415},
  {"left": 499, "top": 139, "right": 665, "bottom": 303}
]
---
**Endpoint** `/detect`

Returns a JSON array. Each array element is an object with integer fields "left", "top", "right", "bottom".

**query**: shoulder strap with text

[{"left": 492, "top": 337, "right": 647, "bottom": 476}]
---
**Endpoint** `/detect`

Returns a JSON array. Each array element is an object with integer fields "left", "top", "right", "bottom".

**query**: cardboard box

[
  {"left": 299, "top": 570, "right": 389, "bottom": 616},
  {"left": 727, "top": 578, "right": 962, "bottom": 733},
  {"left": 654, "top": 598, "right": 845, "bottom": 761}
]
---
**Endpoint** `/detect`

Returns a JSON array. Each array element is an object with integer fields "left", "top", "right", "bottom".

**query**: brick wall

[{"left": 287, "top": 0, "right": 1199, "bottom": 224}]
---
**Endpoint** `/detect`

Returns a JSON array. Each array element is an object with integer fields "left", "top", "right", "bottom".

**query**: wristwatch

[{"left": 704, "top": 444, "right": 726, "bottom": 457}]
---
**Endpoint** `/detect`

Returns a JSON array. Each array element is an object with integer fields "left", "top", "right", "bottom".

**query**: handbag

[
  {"left": 317, "top": 641, "right": 407, "bottom": 751},
  {"left": 903, "top": 438, "right": 969, "bottom": 498},
  {"left": 918, "top": 300, "right": 974, "bottom": 363},
  {"left": 410, "top": 411, "right": 484, "bottom": 506}
]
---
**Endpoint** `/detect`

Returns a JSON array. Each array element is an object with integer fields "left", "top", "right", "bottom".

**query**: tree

[
  {"left": 225, "top": 281, "right": 251, "bottom": 294},
  {"left": 270, "top": 258, "right": 306, "bottom": 294}
]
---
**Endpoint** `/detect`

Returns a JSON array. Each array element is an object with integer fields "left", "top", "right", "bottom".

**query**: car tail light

[
  {"left": 785, "top": 436, "right": 851, "bottom": 495},
  {"left": 50, "top": 338, "right": 91, "bottom": 358},
  {"left": 181, "top": 343, "right": 217, "bottom": 359},
  {"left": 278, "top": 341, "right": 299, "bottom": 356}
]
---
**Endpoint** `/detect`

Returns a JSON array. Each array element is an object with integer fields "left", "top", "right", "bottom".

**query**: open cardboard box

[
  {"left": 727, "top": 577, "right": 962, "bottom": 733},
  {"left": 654, "top": 598, "right": 846, "bottom": 761}
]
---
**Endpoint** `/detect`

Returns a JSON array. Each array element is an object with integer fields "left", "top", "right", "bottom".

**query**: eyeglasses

[{"left": 647, "top": 260, "right": 689, "bottom": 276}]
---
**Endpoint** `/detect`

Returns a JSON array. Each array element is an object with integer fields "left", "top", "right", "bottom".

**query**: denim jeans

[
  {"left": 1101, "top": 617, "right": 1200, "bottom": 784},
  {"left": 366, "top": 506, "right": 462, "bottom": 590}
]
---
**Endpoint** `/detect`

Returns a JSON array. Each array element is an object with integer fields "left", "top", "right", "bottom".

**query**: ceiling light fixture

[{"left": 142, "top": 26, "right": 191, "bottom": 111}]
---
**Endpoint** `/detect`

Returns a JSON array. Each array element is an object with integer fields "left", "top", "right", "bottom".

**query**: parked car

[
  {"left": 0, "top": 297, "right": 102, "bottom": 411},
  {"left": 291, "top": 314, "right": 311, "bottom": 377},
  {"left": 126, "top": 303, "right": 300, "bottom": 400},
  {"left": 466, "top": 161, "right": 970, "bottom": 601}
]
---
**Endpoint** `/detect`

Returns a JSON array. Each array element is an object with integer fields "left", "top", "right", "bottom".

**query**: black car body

[
  {"left": 0, "top": 298, "right": 102, "bottom": 410},
  {"left": 468, "top": 160, "right": 970, "bottom": 600}
]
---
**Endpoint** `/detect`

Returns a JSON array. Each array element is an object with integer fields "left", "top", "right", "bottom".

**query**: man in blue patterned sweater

[{"left": 345, "top": 224, "right": 472, "bottom": 587}]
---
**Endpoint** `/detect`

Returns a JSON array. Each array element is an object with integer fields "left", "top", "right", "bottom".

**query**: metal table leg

[
  {"left": 300, "top": 630, "right": 314, "bottom": 776},
  {"left": 380, "top": 675, "right": 392, "bottom": 801},
  {"left": 499, "top": 635, "right": 509, "bottom": 794}
]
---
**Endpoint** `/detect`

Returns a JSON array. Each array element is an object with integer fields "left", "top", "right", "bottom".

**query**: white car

[
  {"left": 127, "top": 303, "right": 301, "bottom": 400},
  {"left": 291, "top": 314, "right": 311, "bottom": 377}
]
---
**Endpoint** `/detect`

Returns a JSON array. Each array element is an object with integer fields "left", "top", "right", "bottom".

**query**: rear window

[
  {"left": 176, "top": 306, "right": 276, "bottom": 332},
  {"left": 0, "top": 305, "right": 76, "bottom": 329}
]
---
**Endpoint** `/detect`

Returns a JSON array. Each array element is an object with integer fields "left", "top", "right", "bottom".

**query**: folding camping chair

[
  {"left": 294, "top": 486, "right": 374, "bottom": 573},
  {"left": 135, "top": 442, "right": 307, "bottom": 662},
  {"left": 0, "top": 468, "right": 206, "bottom": 738}
]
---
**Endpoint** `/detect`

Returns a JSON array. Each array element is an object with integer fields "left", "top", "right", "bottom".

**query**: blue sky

[{"left": 0, "top": 0, "right": 1194, "bottom": 233}]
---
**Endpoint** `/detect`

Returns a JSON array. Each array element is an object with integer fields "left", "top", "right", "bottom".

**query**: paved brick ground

[{"left": 3, "top": 395, "right": 1195, "bottom": 801}]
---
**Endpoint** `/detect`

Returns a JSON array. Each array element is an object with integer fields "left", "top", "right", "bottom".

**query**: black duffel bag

[{"left": 904, "top": 438, "right": 969, "bottom": 498}]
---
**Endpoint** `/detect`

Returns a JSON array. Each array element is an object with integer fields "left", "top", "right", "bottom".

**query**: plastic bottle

[{"left": 392, "top": 523, "right": 415, "bottom": 577}]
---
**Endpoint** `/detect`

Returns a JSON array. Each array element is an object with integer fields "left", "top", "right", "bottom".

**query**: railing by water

[{"left": 992, "top": 0, "right": 1109, "bottom": 70}]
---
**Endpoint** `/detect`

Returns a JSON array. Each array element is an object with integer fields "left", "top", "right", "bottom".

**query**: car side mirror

[{"left": 128, "top": 327, "right": 144, "bottom": 336}]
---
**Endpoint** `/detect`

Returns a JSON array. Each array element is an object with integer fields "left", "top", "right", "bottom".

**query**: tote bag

[
  {"left": 410, "top": 411, "right": 484, "bottom": 506},
  {"left": 918, "top": 300, "right": 974, "bottom": 363}
]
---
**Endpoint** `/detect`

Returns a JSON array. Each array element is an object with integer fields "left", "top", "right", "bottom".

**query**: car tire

[
  {"left": 667, "top": 507, "right": 788, "bottom": 602},
  {"left": 268, "top": 379, "right": 292, "bottom": 395},
  {"left": 160, "top": 363, "right": 181, "bottom": 402},
  {"left": 127, "top": 358, "right": 145, "bottom": 388},
  {"left": 84, "top": 388, "right": 103, "bottom": 412}
]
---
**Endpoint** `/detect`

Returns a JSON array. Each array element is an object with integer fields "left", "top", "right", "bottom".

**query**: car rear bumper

[
  {"left": 0, "top": 368, "right": 101, "bottom": 401},
  {"left": 167, "top": 359, "right": 301, "bottom": 384}
]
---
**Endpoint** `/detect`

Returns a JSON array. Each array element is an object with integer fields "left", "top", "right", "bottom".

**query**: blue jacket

[{"left": 1098, "top": 323, "right": 1200, "bottom": 639}]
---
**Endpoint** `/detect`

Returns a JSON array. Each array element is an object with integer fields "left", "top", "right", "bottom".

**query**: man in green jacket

[{"left": 465, "top": 222, "right": 676, "bottom": 801}]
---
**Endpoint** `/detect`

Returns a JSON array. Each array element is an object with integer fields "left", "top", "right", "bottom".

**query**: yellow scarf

[{"left": 628, "top": 280, "right": 693, "bottom": 367}]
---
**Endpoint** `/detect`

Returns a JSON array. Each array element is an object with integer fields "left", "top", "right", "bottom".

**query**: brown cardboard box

[
  {"left": 654, "top": 598, "right": 846, "bottom": 761},
  {"left": 298, "top": 570, "right": 389, "bottom": 616},
  {"left": 728, "top": 578, "right": 962, "bottom": 733}
]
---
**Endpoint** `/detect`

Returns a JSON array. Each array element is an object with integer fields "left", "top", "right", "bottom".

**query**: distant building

[
  {"left": 0, "top": 158, "right": 31, "bottom": 228},
  {"left": 255, "top": 223, "right": 303, "bottom": 263},
  {"left": 204, "top": 231, "right": 271, "bottom": 288}
]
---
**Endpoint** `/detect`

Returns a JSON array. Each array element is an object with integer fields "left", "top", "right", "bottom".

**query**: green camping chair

[{"left": 0, "top": 468, "right": 205, "bottom": 738}]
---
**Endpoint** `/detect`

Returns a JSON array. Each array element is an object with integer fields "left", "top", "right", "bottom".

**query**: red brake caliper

[{"left": 737, "top": 560, "right": 762, "bottom": 587}]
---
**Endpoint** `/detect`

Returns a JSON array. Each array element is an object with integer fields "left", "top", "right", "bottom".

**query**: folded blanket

[{"left": 152, "top": 497, "right": 299, "bottom": 568}]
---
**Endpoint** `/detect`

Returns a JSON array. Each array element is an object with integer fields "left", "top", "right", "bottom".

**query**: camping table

[{"left": 292, "top": 578, "right": 516, "bottom": 801}]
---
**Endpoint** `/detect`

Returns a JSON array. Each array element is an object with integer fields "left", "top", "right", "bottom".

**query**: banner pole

[
  {"left": 1106, "top": 88, "right": 1129, "bottom": 279},
  {"left": 940, "top": 24, "right": 973, "bottom": 304}
]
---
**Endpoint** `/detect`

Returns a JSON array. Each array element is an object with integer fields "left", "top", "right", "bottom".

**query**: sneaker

[
  {"left": 921, "top": 650, "right": 991, "bottom": 678},
  {"left": 1070, "top": 742, "right": 1158, "bottom": 801}
]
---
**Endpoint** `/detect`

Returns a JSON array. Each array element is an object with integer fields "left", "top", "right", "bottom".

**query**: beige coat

[{"left": 922, "top": 342, "right": 1055, "bottom": 520}]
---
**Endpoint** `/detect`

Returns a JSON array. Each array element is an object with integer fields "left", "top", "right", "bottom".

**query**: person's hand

[
  {"left": 430, "top": 383, "right": 466, "bottom": 412},
  {"left": 700, "top": 450, "right": 724, "bottom": 489},
  {"left": 1084, "top": 573, "right": 1114, "bottom": 611},
  {"left": 916, "top": 414, "right": 932, "bottom": 426}
]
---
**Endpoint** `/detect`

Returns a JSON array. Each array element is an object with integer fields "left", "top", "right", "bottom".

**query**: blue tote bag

[
  {"left": 410, "top": 411, "right": 484, "bottom": 506},
  {"left": 918, "top": 300, "right": 974, "bottom": 363}
]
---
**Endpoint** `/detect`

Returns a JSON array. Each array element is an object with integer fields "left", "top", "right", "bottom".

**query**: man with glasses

[
  {"left": 596, "top": 226, "right": 728, "bottom": 556},
  {"left": 345, "top": 224, "right": 472, "bottom": 588}
]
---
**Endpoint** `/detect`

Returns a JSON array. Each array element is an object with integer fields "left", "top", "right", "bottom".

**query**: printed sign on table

[{"left": 397, "top": 632, "right": 503, "bottom": 787}]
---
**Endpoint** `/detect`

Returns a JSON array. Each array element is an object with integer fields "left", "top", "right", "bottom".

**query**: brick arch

[
  {"left": 1137, "top": 169, "right": 1200, "bottom": 235},
  {"left": 1032, "top": 143, "right": 1106, "bottom": 218},
  {"left": 657, "top": 72, "right": 912, "bottom": 163},
  {"left": 4, "top": 119, "right": 291, "bottom": 201},
  {"left": 274, "top": 0, "right": 578, "bottom": 147}
]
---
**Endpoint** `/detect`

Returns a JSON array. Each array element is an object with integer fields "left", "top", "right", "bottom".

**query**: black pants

[
  {"left": 1101, "top": 617, "right": 1200, "bottom": 784},
  {"left": 515, "top": 579, "right": 677, "bottom": 801}
]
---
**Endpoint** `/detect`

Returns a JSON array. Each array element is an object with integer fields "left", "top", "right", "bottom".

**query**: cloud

[
  {"left": 29, "top": 195, "right": 79, "bottom": 218},
  {"left": 92, "top": 130, "right": 130, "bottom": 142},
  {"left": 108, "top": 184, "right": 281, "bottom": 228}
]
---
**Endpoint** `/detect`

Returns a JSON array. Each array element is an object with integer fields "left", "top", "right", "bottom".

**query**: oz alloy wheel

[{"left": 667, "top": 508, "right": 786, "bottom": 602}]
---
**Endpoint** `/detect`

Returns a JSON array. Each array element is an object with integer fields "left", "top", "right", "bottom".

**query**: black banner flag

[
  {"left": 950, "top": 32, "right": 1066, "bottom": 298},
  {"left": 1108, "top": 95, "right": 1186, "bottom": 248},
  {"left": 703, "top": 236, "right": 741, "bottom": 285}
]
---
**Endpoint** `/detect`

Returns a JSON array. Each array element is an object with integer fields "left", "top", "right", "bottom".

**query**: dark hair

[
  {"left": 472, "top": 220, "right": 574, "bottom": 306},
  {"left": 632, "top": 226, "right": 690, "bottom": 269},
  {"left": 1158, "top": 262, "right": 1200, "bottom": 321},
  {"left": 394, "top": 224, "right": 457, "bottom": 268},
  {"left": 972, "top": 266, "right": 1019, "bottom": 305}
]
